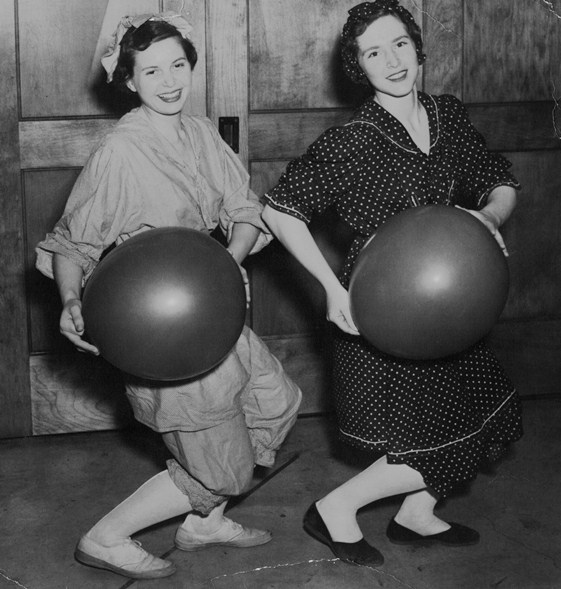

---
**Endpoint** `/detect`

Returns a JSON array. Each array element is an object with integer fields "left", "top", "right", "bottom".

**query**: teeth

[{"left": 160, "top": 90, "right": 181, "bottom": 99}]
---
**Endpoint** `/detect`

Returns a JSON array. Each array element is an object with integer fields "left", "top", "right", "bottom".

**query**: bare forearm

[
  {"left": 262, "top": 205, "right": 340, "bottom": 291},
  {"left": 480, "top": 185, "right": 517, "bottom": 228},
  {"left": 227, "top": 222, "right": 260, "bottom": 264},
  {"left": 53, "top": 254, "right": 99, "bottom": 353},
  {"left": 263, "top": 204, "right": 358, "bottom": 334},
  {"left": 53, "top": 254, "right": 84, "bottom": 304}
]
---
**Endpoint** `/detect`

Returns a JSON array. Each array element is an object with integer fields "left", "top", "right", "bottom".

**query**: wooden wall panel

[
  {"left": 249, "top": 0, "right": 363, "bottom": 111},
  {"left": 249, "top": 103, "right": 558, "bottom": 162},
  {"left": 206, "top": 0, "right": 249, "bottom": 165},
  {"left": 249, "top": 0, "right": 424, "bottom": 112},
  {"left": 468, "top": 103, "right": 560, "bottom": 152},
  {"left": 30, "top": 354, "right": 130, "bottom": 435},
  {"left": 489, "top": 319, "right": 561, "bottom": 397},
  {"left": 422, "top": 0, "right": 463, "bottom": 97},
  {"left": 464, "top": 0, "right": 561, "bottom": 103},
  {"left": 250, "top": 161, "right": 351, "bottom": 337},
  {"left": 20, "top": 120, "right": 114, "bottom": 169},
  {"left": 24, "top": 169, "right": 82, "bottom": 353},
  {"left": 501, "top": 150, "right": 561, "bottom": 320},
  {"left": 247, "top": 0, "right": 561, "bottom": 407},
  {"left": 17, "top": 0, "right": 207, "bottom": 437},
  {"left": 20, "top": 102, "right": 555, "bottom": 173},
  {"left": 18, "top": 0, "right": 206, "bottom": 119},
  {"left": 18, "top": 0, "right": 159, "bottom": 118},
  {"left": 249, "top": 111, "right": 352, "bottom": 161},
  {"left": 0, "top": 0, "right": 31, "bottom": 437},
  {"left": 1, "top": 0, "right": 559, "bottom": 438},
  {"left": 250, "top": 161, "right": 325, "bottom": 336}
]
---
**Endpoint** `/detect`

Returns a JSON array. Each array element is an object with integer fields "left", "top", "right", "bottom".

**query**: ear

[{"left": 126, "top": 78, "right": 137, "bottom": 93}]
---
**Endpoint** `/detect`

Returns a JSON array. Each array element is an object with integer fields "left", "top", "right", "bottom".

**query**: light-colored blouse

[
  {"left": 36, "top": 107, "right": 270, "bottom": 283},
  {"left": 35, "top": 108, "right": 277, "bottom": 433}
]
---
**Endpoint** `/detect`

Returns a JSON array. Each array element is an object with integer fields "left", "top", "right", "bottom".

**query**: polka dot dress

[{"left": 266, "top": 92, "right": 523, "bottom": 497}]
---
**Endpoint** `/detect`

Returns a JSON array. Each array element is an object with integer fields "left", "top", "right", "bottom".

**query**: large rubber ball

[
  {"left": 82, "top": 227, "right": 246, "bottom": 381},
  {"left": 349, "top": 205, "right": 509, "bottom": 359}
]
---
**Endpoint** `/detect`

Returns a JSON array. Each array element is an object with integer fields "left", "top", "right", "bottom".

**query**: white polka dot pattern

[{"left": 265, "top": 92, "right": 523, "bottom": 497}]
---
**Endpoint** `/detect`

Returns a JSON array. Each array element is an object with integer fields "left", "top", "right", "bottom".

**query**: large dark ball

[
  {"left": 349, "top": 205, "right": 509, "bottom": 359},
  {"left": 82, "top": 227, "right": 246, "bottom": 380}
]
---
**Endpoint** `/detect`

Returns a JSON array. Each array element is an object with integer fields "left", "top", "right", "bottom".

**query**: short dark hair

[
  {"left": 112, "top": 19, "right": 198, "bottom": 94},
  {"left": 341, "top": 1, "right": 426, "bottom": 86}
]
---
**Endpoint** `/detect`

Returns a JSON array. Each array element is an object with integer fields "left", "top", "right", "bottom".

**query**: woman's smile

[
  {"left": 126, "top": 37, "right": 193, "bottom": 117},
  {"left": 356, "top": 15, "right": 419, "bottom": 99},
  {"left": 387, "top": 70, "right": 408, "bottom": 82},
  {"left": 158, "top": 89, "right": 183, "bottom": 103}
]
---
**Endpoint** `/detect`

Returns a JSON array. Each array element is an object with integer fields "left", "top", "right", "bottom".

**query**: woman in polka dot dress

[{"left": 263, "top": 0, "right": 523, "bottom": 567}]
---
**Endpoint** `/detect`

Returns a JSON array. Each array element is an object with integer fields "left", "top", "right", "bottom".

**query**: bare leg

[
  {"left": 86, "top": 470, "right": 192, "bottom": 544},
  {"left": 316, "top": 455, "right": 426, "bottom": 542}
]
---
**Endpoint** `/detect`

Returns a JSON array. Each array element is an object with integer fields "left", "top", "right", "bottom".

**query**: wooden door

[
  {"left": 1, "top": 0, "right": 561, "bottom": 438},
  {"left": 1, "top": 0, "right": 209, "bottom": 437},
  {"left": 242, "top": 0, "right": 561, "bottom": 411}
]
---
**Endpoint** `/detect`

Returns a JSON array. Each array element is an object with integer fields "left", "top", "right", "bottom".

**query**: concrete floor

[{"left": 1, "top": 397, "right": 560, "bottom": 589}]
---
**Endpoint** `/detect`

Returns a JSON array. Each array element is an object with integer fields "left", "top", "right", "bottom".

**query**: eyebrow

[
  {"left": 360, "top": 35, "right": 409, "bottom": 56},
  {"left": 140, "top": 57, "right": 187, "bottom": 71}
]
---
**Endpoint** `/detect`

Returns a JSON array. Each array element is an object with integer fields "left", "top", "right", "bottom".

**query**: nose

[
  {"left": 386, "top": 49, "right": 400, "bottom": 68},
  {"left": 162, "top": 69, "right": 175, "bottom": 86}
]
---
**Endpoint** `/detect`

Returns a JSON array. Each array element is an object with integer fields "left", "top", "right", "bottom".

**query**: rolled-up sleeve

[
  {"left": 35, "top": 139, "right": 140, "bottom": 283},
  {"left": 195, "top": 118, "right": 272, "bottom": 254}
]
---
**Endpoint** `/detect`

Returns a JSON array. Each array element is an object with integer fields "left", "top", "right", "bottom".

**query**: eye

[
  {"left": 174, "top": 61, "right": 186, "bottom": 69},
  {"left": 366, "top": 50, "right": 378, "bottom": 59},
  {"left": 145, "top": 69, "right": 157, "bottom": 76},
  {"left": 396, "top": 40, "right": 409, "bottom": 48}
]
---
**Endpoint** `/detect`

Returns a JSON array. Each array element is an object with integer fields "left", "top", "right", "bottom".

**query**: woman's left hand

[{"left": 456, "top": 206, "right": 509, "bottom": 257}]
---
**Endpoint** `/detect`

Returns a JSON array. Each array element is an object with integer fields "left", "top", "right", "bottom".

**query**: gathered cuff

[
  {"left": 221, "top": 207, "right": 273, "bottom": 255},
  {"left": 35, "top": 237, "right": 99, "bottom": 285}
]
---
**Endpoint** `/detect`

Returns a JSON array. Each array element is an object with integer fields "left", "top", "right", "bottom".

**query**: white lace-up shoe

[
  {"left": 75, "top": 535, "right": 176, "bottom": 579},
  {"left": 175, "top": 517, "right": 272, "bottom": 551}
]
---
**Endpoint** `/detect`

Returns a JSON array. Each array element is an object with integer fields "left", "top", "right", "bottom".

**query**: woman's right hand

[
  {"left": 325, "top": 283, "right": 360, "bottom": 336},
  {"left": 60, "top": 298, "right": 100, "bottom": 355}
]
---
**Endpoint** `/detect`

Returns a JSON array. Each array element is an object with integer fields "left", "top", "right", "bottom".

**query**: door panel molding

[{"left": 0, "top": 0, "right": 31, "bottom": 437}]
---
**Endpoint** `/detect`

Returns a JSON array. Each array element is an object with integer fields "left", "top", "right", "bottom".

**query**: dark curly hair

[
  {"left": 341, "top": 0, "right": 426, "bottom": 86},
  {"left": 112, "top": 20, "right": 198, "bottom": 95}
]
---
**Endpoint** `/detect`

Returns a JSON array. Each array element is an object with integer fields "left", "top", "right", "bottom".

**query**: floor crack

[
  {"left": 0, "top": 568, "right": 29, "bottom": 589},
  {"left": 207, "top": 557, "right": 418, "bottom": 588},
  {"left": 539, "top": 0, "right": 561, "bottom": 19}
]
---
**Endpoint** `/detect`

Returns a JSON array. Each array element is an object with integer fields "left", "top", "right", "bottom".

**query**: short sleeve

[
  {"left": 264, "top": 123, "right": 372, "bottom": 223},
  {"left": 443, "top": 95, "right": 520, "bottom": 209}
]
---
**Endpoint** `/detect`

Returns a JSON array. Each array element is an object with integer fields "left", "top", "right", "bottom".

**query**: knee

[{"left": 207, "top": 464, "right": 254, "bottom": 497}]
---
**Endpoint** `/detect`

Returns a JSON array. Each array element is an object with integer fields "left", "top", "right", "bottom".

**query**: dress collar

[{"left": 348, "top": 91, "right": 440, "bottom": 154}]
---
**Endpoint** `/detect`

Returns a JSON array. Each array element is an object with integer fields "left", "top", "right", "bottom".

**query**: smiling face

[
  {"left": 356, "top": 14, "right": 419, "bottom": 99},
  {"left": 126, "top": 36, "right": 192, "bottom": 118}
]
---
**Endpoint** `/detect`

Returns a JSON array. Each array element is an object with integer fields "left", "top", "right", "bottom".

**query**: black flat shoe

[
  {"left": 386, "top": 518, "right": 480, "bottom": 546},
  {"left": 303, "top": 502, "right": 384, "bottom": 566}
]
